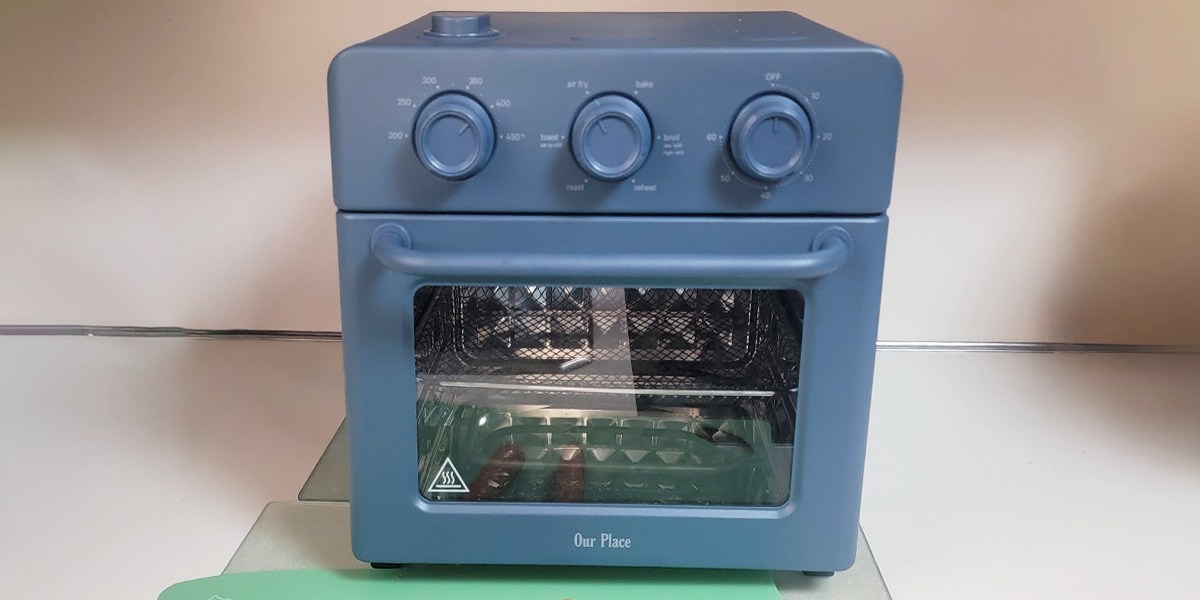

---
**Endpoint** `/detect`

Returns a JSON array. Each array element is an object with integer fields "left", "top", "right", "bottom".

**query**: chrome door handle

[{"left": 369, "top": 223, "right": 853, "bottom": 284}]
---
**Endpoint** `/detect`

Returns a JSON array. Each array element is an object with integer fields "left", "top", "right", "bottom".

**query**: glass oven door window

[{"left": 413, "top": 286, "right": 803, "bottom": 506}]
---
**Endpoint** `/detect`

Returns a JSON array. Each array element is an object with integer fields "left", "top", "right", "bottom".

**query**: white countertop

[
  {"left": 1, "top": 336, "right": 1196, "bottom": 598},
  {"left": 861, "top": 349, "right": 1200, "bottom": 598}
]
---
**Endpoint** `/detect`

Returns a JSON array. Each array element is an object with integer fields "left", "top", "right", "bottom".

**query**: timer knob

[
  {"left": 729, "top": 94, "right": 813, "bottom": 183},
  {"left": 413, "top": 93, "right": 495, "bottom": 180},
  {"left": 571, "top": 95, "right": 652, "bottom": 181}
]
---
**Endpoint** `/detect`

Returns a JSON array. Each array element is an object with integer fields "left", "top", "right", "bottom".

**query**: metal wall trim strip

[
  {"left": 0, "top": 325, "right": 342, "bottom": 341},
  {"left": 876, "top": 341, "right": 1198, "bottom": 355},
  {"left": 0, "top": 325, "right": 1195, "bottom": 354}
]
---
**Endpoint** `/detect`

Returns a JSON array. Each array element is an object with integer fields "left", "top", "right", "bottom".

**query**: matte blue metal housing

[{"left": 329, "top": 12, "right": 902, "bottom": 573}]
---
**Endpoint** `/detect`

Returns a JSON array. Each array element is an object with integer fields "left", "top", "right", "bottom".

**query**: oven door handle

[{"left": 369, "top": 224, "right": 853, "bottom": 284}]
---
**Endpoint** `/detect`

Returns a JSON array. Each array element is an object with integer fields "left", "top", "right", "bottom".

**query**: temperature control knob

[
  {"left": 571, "top": 95, "right": 652, "bottom": 181},
  {"left": 729, "top": 94, "right": 812, "bottom": 183},
  {"left": 413, "top": 93, "right": 495, "bottom": 180}
]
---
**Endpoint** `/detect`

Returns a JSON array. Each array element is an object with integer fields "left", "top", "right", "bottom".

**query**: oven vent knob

[
  {"left": 413, "top": 93, "right": 496, "bottom": 180},
  {"left": 571, "top": 94, "right": 653, "bottom": 181},
  {"left": 729, "top": 94, "right": 813, "bottom": 183}
]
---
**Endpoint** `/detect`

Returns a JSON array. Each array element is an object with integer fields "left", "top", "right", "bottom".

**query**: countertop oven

[{"left": 329, "top": 11, "right": 901, "bottom": 574}]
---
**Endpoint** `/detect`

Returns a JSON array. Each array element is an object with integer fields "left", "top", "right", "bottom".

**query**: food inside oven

[{"left": 414, "top": 286, "right": 803, "bottom": 506}]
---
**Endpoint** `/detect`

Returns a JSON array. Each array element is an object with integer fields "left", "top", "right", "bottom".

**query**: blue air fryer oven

[{"left": 329, "top": 12, "right": 901, "bottom": 574}]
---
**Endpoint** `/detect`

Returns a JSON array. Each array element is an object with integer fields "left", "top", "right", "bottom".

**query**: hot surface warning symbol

[{"left": 427, "top": 457, "right": 471, "bottom": 494}]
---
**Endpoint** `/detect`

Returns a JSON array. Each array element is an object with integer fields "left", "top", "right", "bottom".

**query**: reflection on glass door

[{"left": 413, "top": 286, "right": 803, "bottom": 506}]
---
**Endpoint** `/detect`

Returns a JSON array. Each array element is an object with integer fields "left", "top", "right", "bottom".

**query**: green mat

[{"left": 159, "top": 566, "right": 780, "bottom": 600}]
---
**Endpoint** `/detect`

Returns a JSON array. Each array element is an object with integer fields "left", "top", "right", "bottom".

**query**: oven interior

[{"left": 413, "top": 285, "right": 803, "bottom": 506}]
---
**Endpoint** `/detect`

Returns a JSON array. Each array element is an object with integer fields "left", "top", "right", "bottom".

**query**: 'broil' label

[{"left": 573, "top": 531, "right": 633, "bottom": 550}]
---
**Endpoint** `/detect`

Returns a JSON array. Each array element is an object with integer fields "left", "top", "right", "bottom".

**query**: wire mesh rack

[{"left": 416, "top": 286, "right": 801, "bottom": 389}]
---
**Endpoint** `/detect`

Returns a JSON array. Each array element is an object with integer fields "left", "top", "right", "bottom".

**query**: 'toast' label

[{"left": 573, "top": 531, "right": 633, "bottom": 549}]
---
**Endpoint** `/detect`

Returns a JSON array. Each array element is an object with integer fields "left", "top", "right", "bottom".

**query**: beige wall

[{"left": 2, "top": 1, "right": 1198, "bottom": 344}]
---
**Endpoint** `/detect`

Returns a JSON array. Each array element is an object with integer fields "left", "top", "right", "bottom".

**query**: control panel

[{"left": 329, "top": 12, "right": 902, "bottom": 215}]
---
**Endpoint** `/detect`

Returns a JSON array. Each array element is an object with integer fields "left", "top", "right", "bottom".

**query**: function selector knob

[
  {"left": 571, "top": 95, "right": 653, "bottom": 181},
  {"left": 413, "top": 93, "right": 496, "bottom": 180},
  {"left": 729, "top": 94, "right": 813, "bottom": 183}
]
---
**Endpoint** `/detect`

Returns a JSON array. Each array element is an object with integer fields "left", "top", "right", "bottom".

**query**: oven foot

[
  {"left": 802, "top": 571, "right": 834, "bottom": 577},
  {"left": 370, "top": 563, "right": 407, "bottom": 569}
]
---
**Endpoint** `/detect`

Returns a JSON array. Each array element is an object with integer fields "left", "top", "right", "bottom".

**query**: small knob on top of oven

[
  {"left": 426, "top": 12, "right": 497, "bottom": 38},
  {"left": 729, "top": 94, "right": 813, "bottom": 183},
  {"left": 413, "top": 93, "right": 495, "bottom": 180},
  {"left": 571, "top": 94, "right": 652, "bottom": 181}
]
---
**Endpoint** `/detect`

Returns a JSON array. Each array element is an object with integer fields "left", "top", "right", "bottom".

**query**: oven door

[{"left": 336, "top": 212, "right": 886, "bottom": 572}]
